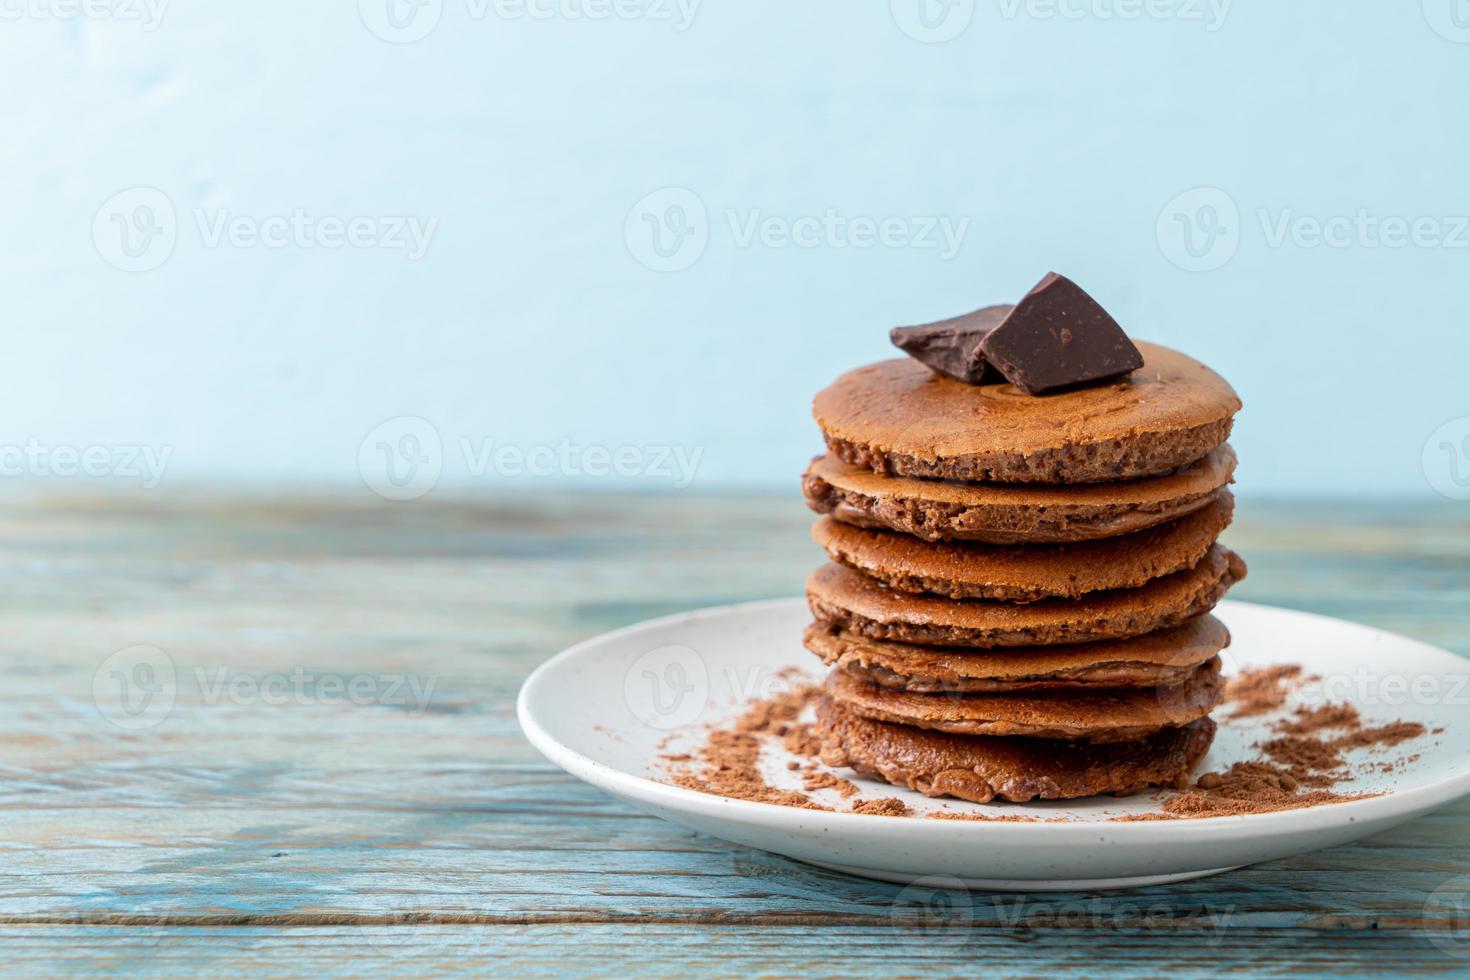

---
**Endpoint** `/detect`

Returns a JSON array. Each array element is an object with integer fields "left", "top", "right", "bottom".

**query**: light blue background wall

[{"left": 5, "top": 1, "right": 1468, "bottom": 498}]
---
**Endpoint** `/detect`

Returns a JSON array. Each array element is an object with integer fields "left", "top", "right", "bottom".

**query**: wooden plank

[
  {"left": 0, "top": 792, "right": 1466, "bottom": 927},
  {"left": 0, "top": 492, "right": 1463, "bottom": 973},
  {"left": 0, "top": 925, "right": 1466, "bottom": 978}
]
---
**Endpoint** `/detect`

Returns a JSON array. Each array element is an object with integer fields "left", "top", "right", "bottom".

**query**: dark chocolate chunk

[
  {"left": 979, "top": 272, "right": 1144, "bottom": 395},
  {"left": 889, "top": 305, "right": 1012, "bottom": 384}
]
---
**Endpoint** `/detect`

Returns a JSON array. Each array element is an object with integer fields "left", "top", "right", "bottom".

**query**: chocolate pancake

[
  {"left": 813, "top": 342, "right": 1239, "bottom": 484},
  {"left": 806, "top": 545, "right": 1246, "bottom": 648},
  {"left": 812, "top": 493, "right": 1233, "bottom": 602},
  {"left": 802, "top": 445, "right": 1235, "bottom": 544},
  {"left": 804, "top": 616, "right": 1230, "bottom": 693},
  {"left": 823, "top": 661, "right": 1222, "bottom": 741},
  {"left": 816, "top": 695, "right": 1216, "bottom": 803}
]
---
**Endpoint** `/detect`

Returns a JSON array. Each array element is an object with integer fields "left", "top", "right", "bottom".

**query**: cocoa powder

[
  {"left": 850, "top": 797, "right": 912, "bottom": 816},
  {"left": 663, "top": 661, "right": 1429, "bottom": 823},
  {"left": 668, "top": 680, "right": 914, "bottom": 813},
  {"left": 1273, "top": 702, "right": 1359, "bottom": 734},
  {"left": 1335, "top": 721, "right": 1427, "bottom": 751},
  {"left": 1224, "top": 664, "right": 1308, "bottom": 719},
  {"left": 1258, "top": 735, "right": 1346, "bottom": 787},
  {"left": 926, "top": 811, "right": 1048, "bottom": 822},
  {"left": 670, "top": 682, "right": 832, "bottom": 810},
  {"left": 1131, "top": 665, "right": 1427, "bottom": 819},
  {"left": 803, "top": 768, "right": 860, "bottom": 798}
]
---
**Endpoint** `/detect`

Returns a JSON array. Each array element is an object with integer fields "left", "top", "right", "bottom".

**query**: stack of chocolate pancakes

[{"left": 801, "top": 280, "right": 1246, "bottom": 805}]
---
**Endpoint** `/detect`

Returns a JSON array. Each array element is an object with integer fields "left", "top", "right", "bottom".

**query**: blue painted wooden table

[{"left": 1, "top": 493, "right": 1467, "bottom": 975}]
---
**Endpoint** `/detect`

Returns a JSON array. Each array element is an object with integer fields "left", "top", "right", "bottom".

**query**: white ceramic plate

[{"left": 518, "top": 598, "right": 1470, "bottom": 891}]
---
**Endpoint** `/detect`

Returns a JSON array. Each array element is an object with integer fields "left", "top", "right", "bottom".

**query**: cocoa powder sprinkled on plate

[
  {"left": 1273, "top": 702, "right": 1359, "bottom": 734},
  {"left": 1124, "top": 665, "right": 1428, "bottom": 819},
  {"left": 850, "top": 797, "right": 913, "bottom": 816},
  {"left": 662, "top": 662, "right": 1430, "bottom": 822},
  {"left": 1335, "top": 721, "right": 1427, "bottom": 751},
  {"left": 1224, "top": 664, "right": 1309, "bottom": 719},
  {"left": 783, "top": 721, "right": 825, "bottom": 758},
  {"left": 669, "top": 681, "right": 832, "bottom": 810},
  {"left": 803, "top": 768, "right": 860, "bottom": 798},
  {"left": 1258, "top": 735, "right": 1347, "bottom": 787},
  {"left": 665, "top": 682, "right": 937, "bottom": 814},
  {"left": 926, "top": 811, "right": 1049, "bottom": 822}
]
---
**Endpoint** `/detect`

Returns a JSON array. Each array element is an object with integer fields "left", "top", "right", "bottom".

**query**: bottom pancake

[
  {"left": 824, "top": 660, "right": 1222, "bottom": 741},
  {"left": 815, "top": 695, "right": 1216, "bottom": 803}
]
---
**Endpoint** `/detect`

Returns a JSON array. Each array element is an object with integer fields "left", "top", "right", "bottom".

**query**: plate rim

[{"left": 517, "top": 596, "right": 1470, "bottom": 838}]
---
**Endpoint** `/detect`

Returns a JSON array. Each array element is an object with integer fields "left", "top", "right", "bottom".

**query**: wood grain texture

[{"left": 0, "top": 491, "right": 1467, "bottom": 975}]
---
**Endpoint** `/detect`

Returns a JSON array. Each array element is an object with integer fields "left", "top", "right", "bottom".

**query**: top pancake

[{"left": 813, "top": 342, "right": 1240, "bottom": 484}]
